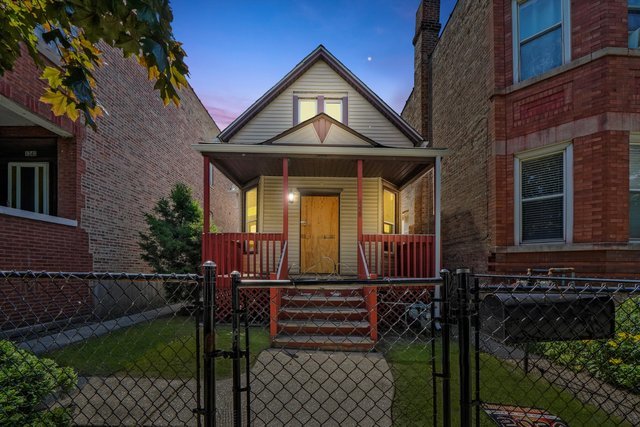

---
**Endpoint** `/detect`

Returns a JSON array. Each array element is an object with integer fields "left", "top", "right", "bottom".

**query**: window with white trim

[
  {"left": 298, "top": 98, "right": 317, "bottom": 123},
  {"left": 515, "top": 145, "right": 572, "bottom": 244},
  {"left": 324, "top": 99, "right": 342, "bottom": 122},
  {"left": 7, "top": 162, "right": 50, "bottom": 215},
  {"left": 630, "top": 144, "right": 640, "bottom": 239},
  {"left": 513, "top": 0, "right": 570, "bottom": 82}
]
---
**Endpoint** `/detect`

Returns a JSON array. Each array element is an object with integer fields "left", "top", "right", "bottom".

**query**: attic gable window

[{"left": 293, "top": 95, "right": 347, "bottom": 124}]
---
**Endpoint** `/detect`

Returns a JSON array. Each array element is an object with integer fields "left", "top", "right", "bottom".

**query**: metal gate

[{"left": 196, "top": 263, "right": 640, "bottom": 426}]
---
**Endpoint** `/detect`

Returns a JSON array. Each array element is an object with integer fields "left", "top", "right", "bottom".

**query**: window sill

[
  {"left": 494, "top": 242, "right": 640, "bottom": 253},
  {"left": 0, "top": 206, "right": 77, "bottom": 227}
]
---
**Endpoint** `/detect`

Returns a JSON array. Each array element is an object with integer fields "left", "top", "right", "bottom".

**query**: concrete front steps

[{"left": 273, "top": 288, "right": 375, "bottom": 352}]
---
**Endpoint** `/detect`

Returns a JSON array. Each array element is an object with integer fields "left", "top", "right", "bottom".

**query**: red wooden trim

[
  {"left": 357, "top": 159, "right": 364, "bottom": 278},
  {"left": 365, "top": 286, "right": 378, "bottom": 341},
  {"left": 317, "top": 95, "right": 324, "bottom": 113},
  {"left": 282, "top": 158, "right": 289, "bottom": 278}
]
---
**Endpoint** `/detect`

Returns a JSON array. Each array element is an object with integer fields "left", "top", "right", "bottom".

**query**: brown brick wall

[
  {"left": 404, "top": 0, "right": 492, "bottom": 272},
  {"left": 81, "top": 44, "right": 239, "bottom": 271}
]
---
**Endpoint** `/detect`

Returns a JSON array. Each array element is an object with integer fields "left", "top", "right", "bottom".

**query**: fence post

[
  {"left": 440, "top": 269, "right": 452, "bottom": 427},
  {"left": 456, "top": 268, "right": 472, "bottom": 427},
  {"left": 231, "top": 271, "right": 242, "bottom": 427},
  {"left": 202, "top": 261, "right": 216, "bottom": 427}
]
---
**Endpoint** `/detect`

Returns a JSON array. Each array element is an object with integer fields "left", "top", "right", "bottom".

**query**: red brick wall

[
  {"left": 0, "top": 45, "right": 240, "bottom": 274},
  {"left": 406, "top": 0, "right": 640, "bottom": 276}
]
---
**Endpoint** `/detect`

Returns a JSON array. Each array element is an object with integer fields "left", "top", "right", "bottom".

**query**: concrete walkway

[
  {"left": 250, "top": 349, "right": 394, "bottom": 426},
  {"left": 56, "top": 349, "right": 394, "bottom": 426}
]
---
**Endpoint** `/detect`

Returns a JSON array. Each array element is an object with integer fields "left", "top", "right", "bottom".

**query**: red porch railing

[
  {"left": 205, "top": 232, "right": 286, "bottom": 288},
  {"left": 360, "top": 234, "right": 436, "bottom": 278}
]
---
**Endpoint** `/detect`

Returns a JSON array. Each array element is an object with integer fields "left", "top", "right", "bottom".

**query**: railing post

[
  {"left": 456, "top": 268, "right": 472, "bottom": 427},
  {"left": 231, "top": 271, "right": 242, "bottom": 427},
  {"left": 202, "top": 261, "right": 216, "bottom": 427},
  {"left": 440, "top": 268, "right": 452, "bottom": 427}
]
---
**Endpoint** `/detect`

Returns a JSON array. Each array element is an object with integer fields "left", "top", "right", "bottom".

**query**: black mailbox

[{"left": 479, "top": 293, "right": 615, "bottom": 343}]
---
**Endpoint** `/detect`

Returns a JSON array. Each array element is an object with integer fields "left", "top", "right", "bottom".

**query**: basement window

[
  {"left": 512, "top": 0, "right": 571, "bottom": 82},
  {"left": 515, "top": 144, "right": 573, "bottom": 244}
]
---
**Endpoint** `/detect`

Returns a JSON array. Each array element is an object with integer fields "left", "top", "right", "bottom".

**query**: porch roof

[{"left": 193, "top": 143, "right": 448, "bottom": 188}]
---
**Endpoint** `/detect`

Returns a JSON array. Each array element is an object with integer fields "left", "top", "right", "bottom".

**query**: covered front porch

[{"left": 196, "top": 143, "right": 445, "bottom": 284}]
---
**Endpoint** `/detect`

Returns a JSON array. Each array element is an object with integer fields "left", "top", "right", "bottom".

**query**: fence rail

[{"left": 1, "top": 270, "right": 203, "bottom": 427}]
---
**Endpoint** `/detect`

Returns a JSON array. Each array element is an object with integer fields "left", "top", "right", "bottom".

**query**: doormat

[{"left": 481, "top": 403, "right": 568, "bottom": 426}]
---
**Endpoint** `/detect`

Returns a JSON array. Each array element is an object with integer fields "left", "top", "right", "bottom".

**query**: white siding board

[
  {"left": 229, "top": 61, "right": 414, "bottom": 148},
  {"left": 260, "top": 176, "right": 380, "bottom": 274}
]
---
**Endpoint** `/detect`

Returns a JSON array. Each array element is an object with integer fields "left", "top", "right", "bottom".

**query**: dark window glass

[
  {"left": 520, "top": 152, "right": 565, "bottom": 242},
  {"left": 522, "top": 197, "right": 564, "bottom": 241}
]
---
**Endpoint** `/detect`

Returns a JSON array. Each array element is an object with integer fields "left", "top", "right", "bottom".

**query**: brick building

[
  {"left": 0, "top": 44, "right": 240, "bottom": 274},
  {"left": 403, "top": 0, "right": 640, "bottom": 276}
]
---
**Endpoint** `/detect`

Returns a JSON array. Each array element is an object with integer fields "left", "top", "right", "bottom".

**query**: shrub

[
  {"left": 139, "top": 183, "right": 217, "bottom": 302},
  {"left": 0, "top": 340, "right": 78, "bottom": 426},
  {"left": 536, "top": 297, "right": 640, "bottom": 393}
]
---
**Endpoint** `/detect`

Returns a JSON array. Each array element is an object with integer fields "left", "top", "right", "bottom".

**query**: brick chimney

[{"left": 412, "top": 0, "right": 441, "bottom": 141}]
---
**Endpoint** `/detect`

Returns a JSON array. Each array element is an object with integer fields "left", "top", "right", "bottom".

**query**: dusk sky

[{"left": 171, "top": 1, "right": 457, "bottom": 129}]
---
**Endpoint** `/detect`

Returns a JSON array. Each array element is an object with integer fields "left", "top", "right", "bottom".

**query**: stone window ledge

[
  {"left": 494, "top": 242, "right": 640, "bottom": 253},
  {"left": 0, "top": 206, "right": 77, "bottom": 227}
]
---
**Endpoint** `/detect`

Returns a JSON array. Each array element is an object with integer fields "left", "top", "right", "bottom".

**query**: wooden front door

[{"left": 300, "top": 195, "right": 339, "bottom": 274}]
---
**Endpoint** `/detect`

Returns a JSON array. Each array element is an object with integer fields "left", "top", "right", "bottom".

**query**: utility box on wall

[{"left": 479, "top": 293, "right": 615, "bottom": 343}]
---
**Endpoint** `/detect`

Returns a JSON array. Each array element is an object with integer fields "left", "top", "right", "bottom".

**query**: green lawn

[
  {"left": 45, "top": 317, "right": 270, "bottom": 380},
  {"left": 385, "top": 341, "right": 629, "bottom": 427}
]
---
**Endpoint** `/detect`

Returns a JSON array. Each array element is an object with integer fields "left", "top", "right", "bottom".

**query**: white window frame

[
  {"left": 297, "top": 98, "right": 318, "bottom": 123},
  {"left": 7, "top": 162, "right": 50, "bottom": 215},
  {"left": 324, "top": 98, "right": 343, "bottom": 122},
  {"left": 630, "top": 136, "right": 640, "bottom": 241},
  {"left": 512, "top": 0, "right": 571, "bottom": 83},
  {"left": 514, "top": 143, "right": 573, "bottom": 245}
]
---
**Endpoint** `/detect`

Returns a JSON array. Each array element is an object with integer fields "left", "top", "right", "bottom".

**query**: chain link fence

[
  {"left": 206, "top": 274, "right": 443, "bottom": 427},
  {"left": 3, "top": 268, "right": 640, "bottom": 426},
  {"left": 0, "top": 271, "right": 202, "bottom": 426},
  {"left": 464, "top": 272, "right": 640, "bottom": 427}
]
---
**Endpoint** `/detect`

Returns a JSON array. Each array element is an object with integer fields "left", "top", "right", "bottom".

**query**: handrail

[
  {"left": 275, "top": 241, "right": 288, "bottom": 280},
  {"left": 358, "top": 241, "right": 371, "bottom": 279}
]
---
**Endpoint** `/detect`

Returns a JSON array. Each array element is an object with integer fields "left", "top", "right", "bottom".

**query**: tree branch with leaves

[{"left": 0, "top": 0, "right": 189, "bottom": 129}]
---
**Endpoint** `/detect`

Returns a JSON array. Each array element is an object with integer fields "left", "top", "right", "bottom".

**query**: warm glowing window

[
  {"left": 324, "top": 99, "right": 342, "bottom": 122},
  {"left": 245, "top": 187, "right": 257, "bottom": 233},
  {"left": 383, "top": 189, "right": 396, "bottom": 234},
  {"left": 298, "top": 98, "right": 317, "bottom": 123}
]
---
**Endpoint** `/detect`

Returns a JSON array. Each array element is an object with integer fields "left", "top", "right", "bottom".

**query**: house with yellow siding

[{"left": 194, "top": 46, "right": 447, "bottom": 349}]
